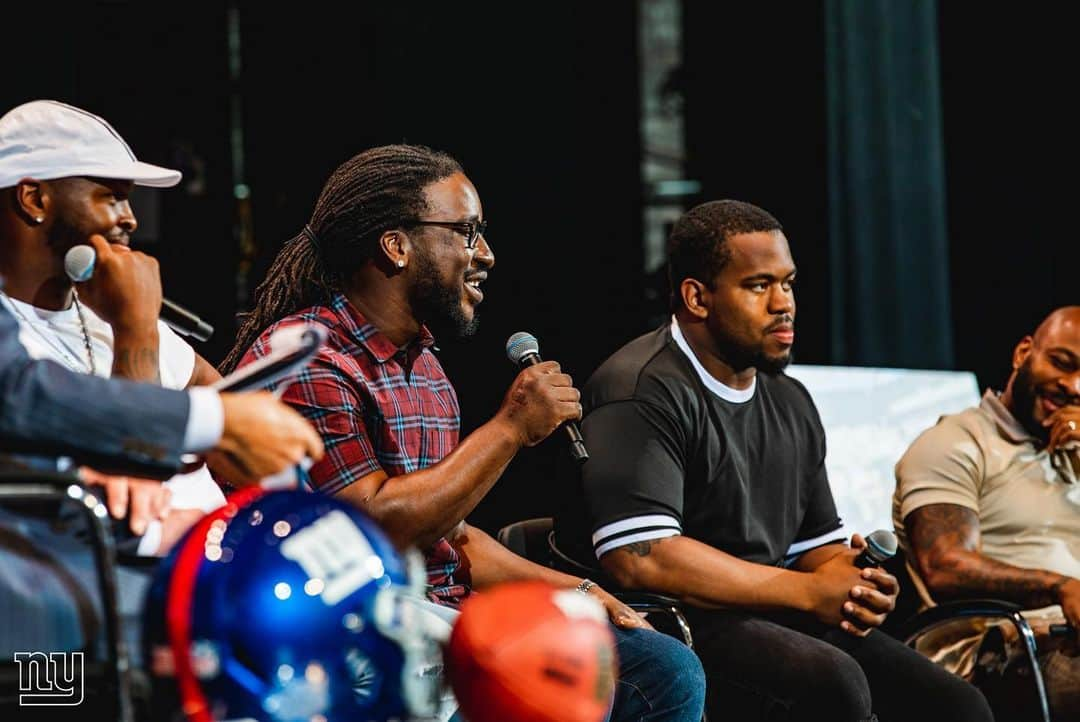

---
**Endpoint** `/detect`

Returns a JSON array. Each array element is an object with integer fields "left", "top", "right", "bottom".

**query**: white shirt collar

[
  {"left": 2, "top": 293, "right": 78, "bottom": 322},
  {"left": 669, "top": 315, "right": 756, "bottom": 403}
]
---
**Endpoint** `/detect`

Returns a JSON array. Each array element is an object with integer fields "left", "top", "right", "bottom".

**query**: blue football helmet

[{"left": 143, "top": 489, "right": 445, "bottom": 722}]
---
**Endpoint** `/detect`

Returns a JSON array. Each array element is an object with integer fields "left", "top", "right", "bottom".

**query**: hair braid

[{"left": 220, "top": 144, "right": 462, "bottom": 373}]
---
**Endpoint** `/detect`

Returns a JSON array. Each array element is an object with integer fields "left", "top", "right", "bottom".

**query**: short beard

[
  {"left": 753, "top": 349, "right": 793, "bottom": 375},
  {"left": 1008, "top": 358, "right": 1047, "bottom": 440},
  {"left": 44, "top": 212, "right": 84, "bottom": 259},
  {"left": 715, "top": 334, "right": 792, "bottom": 376},
  {"left": 411, "top": 250, "right": 480, "bottom": 340}
]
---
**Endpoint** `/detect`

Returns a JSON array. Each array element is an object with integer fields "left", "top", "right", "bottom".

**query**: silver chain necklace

[
  {"left": 3, "top": 291, "right": 98, "bottom": 375},
  {"left": 70, "top": 290, "right": 98, "bottom": 375}
]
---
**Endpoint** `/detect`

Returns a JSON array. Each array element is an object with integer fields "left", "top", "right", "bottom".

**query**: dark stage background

[{"left": 3, "top": 2, "right": 1076, "bottom": 535}]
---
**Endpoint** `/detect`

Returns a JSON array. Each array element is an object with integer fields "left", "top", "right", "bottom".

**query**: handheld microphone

[
  {"left": 505, "top": 331, "right": 589, "bottom": 463},
  {"left": 854, "top": 529, "right": 898, "bottom": 569},
  {"left": 64, "top": 245, "right": 214, "bottom": 342}
]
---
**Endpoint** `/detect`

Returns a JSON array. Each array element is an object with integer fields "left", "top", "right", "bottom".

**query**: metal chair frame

[
  {"left": 0, "top": 469, "right": 132, "bottom": 722},
  {"left": 897, "top": 599, "right": 1051, "bottom": 722}
]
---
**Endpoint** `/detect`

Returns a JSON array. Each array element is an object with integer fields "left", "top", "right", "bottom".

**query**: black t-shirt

[{"left": 554, "top": 321, "right": 844, "bottom": 570}]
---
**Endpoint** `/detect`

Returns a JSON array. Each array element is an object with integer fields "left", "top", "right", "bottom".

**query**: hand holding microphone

[
  {"left": 66, "top": 235, "right": 163, "bottom": 334},
  {"left": 841, "top": 529, "right": 900, "bottom": 636},
  {"left": 65, "top": 237, "right": 214, "bottom": 341},
  {"left": 503, "top": 332, "right": 588, "bottom": 462}
]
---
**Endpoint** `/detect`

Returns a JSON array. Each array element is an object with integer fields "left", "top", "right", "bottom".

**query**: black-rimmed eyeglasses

[{"left": 410, "top": 219, "right": 488, "bottom": 250}]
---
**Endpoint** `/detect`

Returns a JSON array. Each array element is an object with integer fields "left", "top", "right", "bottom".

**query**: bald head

[
  {"left": 1032, "top": 306, "right": 1080, "bottom": 348},
  {"left": 1001, "top": 306, "right": 1080, "bottom": 438}
]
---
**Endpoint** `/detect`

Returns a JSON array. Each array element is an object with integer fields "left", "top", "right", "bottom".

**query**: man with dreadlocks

[{"left": 224, "top": 144, "right": 705, "bottom": 722}]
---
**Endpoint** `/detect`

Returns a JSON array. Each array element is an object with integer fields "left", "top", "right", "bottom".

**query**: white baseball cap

[{"left": 0, "top": 100, "right": 181, "bottom": 189}]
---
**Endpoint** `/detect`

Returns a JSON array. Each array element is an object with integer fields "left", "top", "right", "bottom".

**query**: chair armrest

[
  {"left": 899, "top": 598, "right": 1052, "bottom": 722},
  {"left": 614, "top": 591, "right": 685, "bottom": 611},
  {"left": 897, "top": 598, "right": 1023, "bottom": 642},
  {"left": 612, "top": 591, "right": 696, "bottom": 649}
]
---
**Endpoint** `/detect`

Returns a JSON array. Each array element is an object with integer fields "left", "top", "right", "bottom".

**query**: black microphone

[
  {"left": 505, "top": 331, "right": 588, "bottom": 463},
  {"left": 854, "top": 529, "right": 898, "bottom": 569},
  {"left": 64, "top": 245, "right": 214, "bottom": 342}
]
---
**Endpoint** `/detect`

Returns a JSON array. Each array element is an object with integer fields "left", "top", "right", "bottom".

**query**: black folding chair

[
  {"left": 882, "top": 550, "right": 1055, "bottom": 722},
  {"left": 0, "top": 469, "right": 132, "bottom": 722}
]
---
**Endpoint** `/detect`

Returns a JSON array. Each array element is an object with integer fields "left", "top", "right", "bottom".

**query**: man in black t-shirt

[{"left": 554, "top": 200, "right": 992, "bottom": 722}]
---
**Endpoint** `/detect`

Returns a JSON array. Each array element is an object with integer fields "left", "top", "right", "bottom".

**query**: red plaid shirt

[{"left": 237, "top": 293, "right": 471, "bottom": 607}]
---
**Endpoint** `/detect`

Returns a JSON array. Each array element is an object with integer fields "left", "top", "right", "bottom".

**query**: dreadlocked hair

[{"left": 220, "top": 144, "right": 463, "bottom": 374}]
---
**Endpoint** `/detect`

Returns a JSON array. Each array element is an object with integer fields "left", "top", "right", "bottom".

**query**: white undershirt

[
  {"left": 2, "top": 293, "right": 226, "bottom": 553},
  {"left": 669, "top": 315, "right": 757, "bottom": 403},
  {"left": 670, "top": 315, "right": 846, "bottom": 559}
]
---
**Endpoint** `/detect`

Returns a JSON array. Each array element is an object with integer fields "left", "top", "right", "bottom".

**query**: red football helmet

[{"left": 447, "top": 581, "right": 617, "bottom": 722}]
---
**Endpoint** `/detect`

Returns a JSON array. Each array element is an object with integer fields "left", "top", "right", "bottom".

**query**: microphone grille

[
  {"left": 506, "top": 332, "right": 540, "bottom": 364},
  {"left": 64, "top": 245, "right": 96, "bottom": 282},
  {"left": 866, "top": 529, "right": 898, "bottom": 560}
]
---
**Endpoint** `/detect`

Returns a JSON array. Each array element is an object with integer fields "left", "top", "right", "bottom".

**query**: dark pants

[{"left": 688, "top": 609, "right": 992, "bottom": 722}]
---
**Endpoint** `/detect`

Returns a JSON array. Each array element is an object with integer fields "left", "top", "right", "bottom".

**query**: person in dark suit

[{"left": 1, "top": 295, "right": 323, "bottom": 485}]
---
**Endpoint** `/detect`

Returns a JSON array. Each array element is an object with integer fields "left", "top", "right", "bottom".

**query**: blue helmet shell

[{"left": 144, "top": 490, "right": 440, "bottom": 722}]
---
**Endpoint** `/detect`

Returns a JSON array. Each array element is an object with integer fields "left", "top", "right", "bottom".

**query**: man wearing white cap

[
  {"left": 0, "top": 99, "right": 326, "bottom": 670},
  {"left": 2, "top": 100, "right": 231, "bottom": 551}
]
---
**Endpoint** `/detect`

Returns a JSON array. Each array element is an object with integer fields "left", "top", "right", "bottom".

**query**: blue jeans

[{"left": 608, "top": 626, "right": 706, "bottom": 722}]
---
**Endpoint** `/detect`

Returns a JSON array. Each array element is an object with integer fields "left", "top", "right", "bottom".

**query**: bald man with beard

[{"left": 896, "top": 306, "right": 1080, "bottom": 719}]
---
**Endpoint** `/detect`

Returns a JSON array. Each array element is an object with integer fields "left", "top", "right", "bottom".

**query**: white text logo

[
  {"left": 14, "top": 651, "right": 84, "bottom": 706},
  {"left": 280, "top": 510, "right": 382, "bottom": 604}
]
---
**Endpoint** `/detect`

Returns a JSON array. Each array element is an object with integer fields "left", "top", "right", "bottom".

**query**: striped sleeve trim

[
  {"left": 783, "top": 523, "right": 847, "bottom": 561},
  {"left": 592, "top": 514, "right": 682, "bottom": 558}
]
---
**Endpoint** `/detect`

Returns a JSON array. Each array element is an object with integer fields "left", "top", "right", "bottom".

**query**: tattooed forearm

[
  {"left": 112, "top": 347, "right": 161, "bottom": 383},
  {"left": 940, "top": 558, "right": 1067, "bottom": 608},
  {"left": 907, "top": 503, "right": 1067, "bottom": 607}
]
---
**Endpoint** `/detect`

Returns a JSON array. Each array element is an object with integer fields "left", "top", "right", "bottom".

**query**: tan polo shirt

[
  {"left": 894, "top": 390, "right": 1080, "bottom": 611},
  {"left": 892, "top": 392, "right": 1080, "bottom": 674}
]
